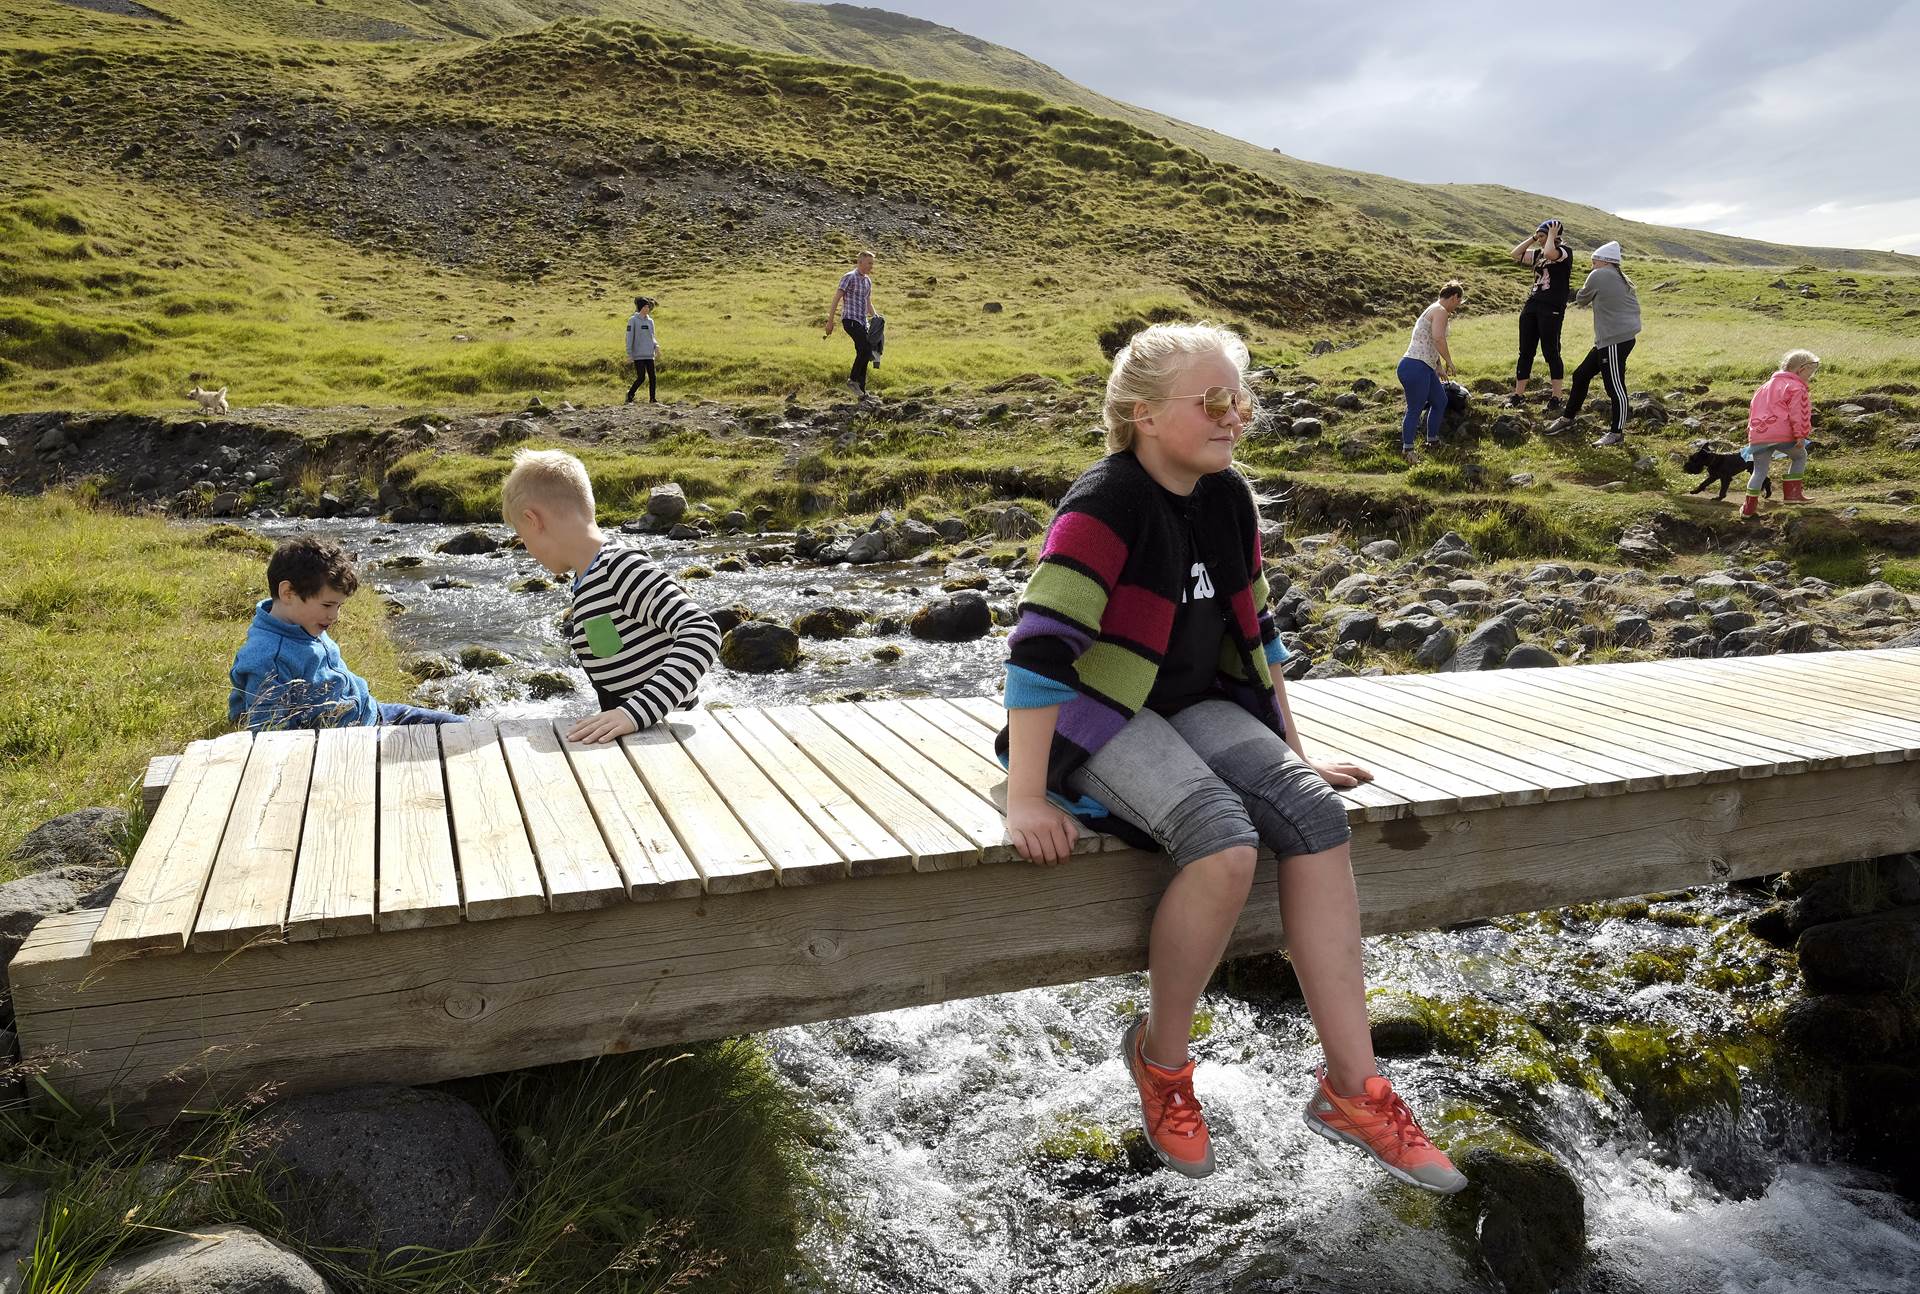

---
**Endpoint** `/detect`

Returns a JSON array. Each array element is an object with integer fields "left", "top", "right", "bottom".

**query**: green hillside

[{"left": 622, "top": 0, "right": 1917, "bottom": 272}]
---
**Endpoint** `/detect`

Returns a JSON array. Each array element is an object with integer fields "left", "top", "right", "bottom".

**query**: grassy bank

[
  {"left": 0, "top": 494, "right": 410, "bottom": 869},
  {"left": 5, "top": 1040, "right": 822, "bottom": 1292}
]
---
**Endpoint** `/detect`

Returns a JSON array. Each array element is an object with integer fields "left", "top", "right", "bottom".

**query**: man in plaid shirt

[{"left": 824, "top": 250, "right": 878, "bottom": 397}]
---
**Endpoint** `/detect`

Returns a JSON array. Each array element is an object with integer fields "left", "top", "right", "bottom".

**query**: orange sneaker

[
  {"left": 1302, "top": 1063, "right": 1467, "bottom": 1194},
  {"left": 1121, "top": 1016, "right": 1215, "bottom": 1178}
]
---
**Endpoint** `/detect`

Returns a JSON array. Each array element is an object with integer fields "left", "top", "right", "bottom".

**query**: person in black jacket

[{"left": 1510, "top": 219, "right": 1572, "bottom": 410}]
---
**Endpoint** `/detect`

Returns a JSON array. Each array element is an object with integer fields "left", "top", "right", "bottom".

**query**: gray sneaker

[
  {"left": 1543, "top": 417, "right": 1573, "bottom": 436},
  {"left": 1592, "top": 431, "right": 1625, "bottom": 447}
]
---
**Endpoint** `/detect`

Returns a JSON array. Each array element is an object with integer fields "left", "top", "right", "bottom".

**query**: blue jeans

[
  {"left": 379, "top": 703, "right": 465, "bottom": 726},
  {"left": 1397, "top": 356, "right": 1447, "bottom": 449}
]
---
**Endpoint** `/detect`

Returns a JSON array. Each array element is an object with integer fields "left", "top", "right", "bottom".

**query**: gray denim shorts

[{"left": 1064, "top": 699, "right": 1353, "bottom": 868}]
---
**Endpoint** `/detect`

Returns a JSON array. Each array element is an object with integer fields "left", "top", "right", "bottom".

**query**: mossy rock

[
  {"left": 1621, "top": 947, "right": 1694, "bottom": 986},
  {"left": 404, "top": 655, "right": 457, "bottom": 681},
  {"left": 525, "top": 670, "right": 575, "bottom": 700},
  {"left": 720, "top": 622, "right": 800, "bottom": 674},
  {"left": 458, "top": 645, "right": 513, "bottom": 670},
  {"left": 791, "top": 606, "right": 866, "bottom": 640},
  {"left": 678, "top": 565, "right": 714, "bottom": 580},
  {"left": 1366, "top": 989, "right": 1435, "bottom": 1056},
  {"left": 1592, "top": 1025, "right": 1749, "bottom": 1132},
  {"left": 199, "top": 523, "right": 275, "bottom": 557},
  {"left": 871, "top": 644, "right": 903, "bottom": 663},
  {"left": 1434, "top": 1110, "right": 1587, "bottom": 1294},
  {"left": 510, "top": 575, "right": 552, "bottom": 592},
  {"left": 713, "top": 556, "right": 747, "bottom": 573}
]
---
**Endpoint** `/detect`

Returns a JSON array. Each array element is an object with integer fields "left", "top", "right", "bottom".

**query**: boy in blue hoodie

[{"left": 229, "top": 536, "right": 462, "bottom": 731}]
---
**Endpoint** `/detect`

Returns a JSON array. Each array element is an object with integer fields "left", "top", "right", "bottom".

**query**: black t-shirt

[
  {"left": 1524, "top": 245, "right": 1574, "bottom": 309},
  {"left": 1144, "top": 485, "right": 1226, "bottom": 717}
]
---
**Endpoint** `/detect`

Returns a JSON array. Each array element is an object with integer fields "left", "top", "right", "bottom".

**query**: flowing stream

[{"left": 259, "top": 519, "right": 1920, "bottom": 1294}]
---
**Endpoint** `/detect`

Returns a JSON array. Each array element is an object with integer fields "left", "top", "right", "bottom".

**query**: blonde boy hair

[
  {"left": 1781, "top": 348, "right": 1821, "bottom": 376},
  {"left": 1102, "top": 321, "right": 1251, "bottom": 454},
  {"left": 502, "top": 448, "right": 595, "bottom": 524}
]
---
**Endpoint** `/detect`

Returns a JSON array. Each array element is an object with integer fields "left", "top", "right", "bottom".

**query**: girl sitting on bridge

[{"left": 996, "top": 322, "right": 1467, "bottom": 1193}]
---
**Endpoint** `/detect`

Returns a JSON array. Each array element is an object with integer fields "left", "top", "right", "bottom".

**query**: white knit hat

[{"left": 1593, "top": 240, "right": 1623, "bottom": 263}]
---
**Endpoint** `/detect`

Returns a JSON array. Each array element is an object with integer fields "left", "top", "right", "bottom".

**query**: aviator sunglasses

[{"left": 1166, "top": 385, "right": 1255, "bottom": 424}]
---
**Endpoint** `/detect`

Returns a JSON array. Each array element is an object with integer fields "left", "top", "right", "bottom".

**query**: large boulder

[
  {"left": 251, "top": 1086, "right": 511, "bottom": 1257},
  {"left": 720, "top": 622, "right": 801, "bottom": 673},
  {"left": 83, "top": 1224, "right": 330, "bottom": 1293},
  {"left": 1797, "top": 906, "right": 1920, "bottom": 995},
  {"left": 1441, "top": 617, "right": 1518, "bottom": 672},
  {"left": 909, "top": 592, "right": 991, "bottom": 642},
  {"left": 645, "top": 482, "right": 687, "bottom": 523},
  {"left": 792, "top": 606, "right": 866, "bottom": 640},
  {"left": 991, "top": 506, "right": 1043, "bottom": 541},
  {"left": 434, "top": 529, "right": 505, "bottom": 556},
  {"left": 1441, "top": 1122, "right": 1587, "bottom": 1294},
  {"left": 7, "top": 807, "right": 128, "bottom": 871}
]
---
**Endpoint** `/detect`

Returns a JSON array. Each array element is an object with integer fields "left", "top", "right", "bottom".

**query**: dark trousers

[
  {"left": 626, "top": 358, "right": 656, "bottom": 403},
  {"left": 842, "top": 316, "right": 873, "bottom": 389},
  {"left": 1565, "top": 338, "right": 1635, "bottom": 431},
  {"left": 1517, "top": 305, "right": 1565, "bottom": 381}
]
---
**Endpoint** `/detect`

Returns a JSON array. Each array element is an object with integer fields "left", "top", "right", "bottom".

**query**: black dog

[{"left": 1684, "top": 446, "right": 1772, "bottom": 501}]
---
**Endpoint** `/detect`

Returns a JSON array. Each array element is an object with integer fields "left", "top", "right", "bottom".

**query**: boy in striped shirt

[{"left": 502, "top": 449, "right": 721, "bottom": 743}]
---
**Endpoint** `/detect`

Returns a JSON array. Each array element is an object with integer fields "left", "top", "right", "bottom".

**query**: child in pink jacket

[{"left": 1744, "top": 349, "right": 1818, "bottom": 516}]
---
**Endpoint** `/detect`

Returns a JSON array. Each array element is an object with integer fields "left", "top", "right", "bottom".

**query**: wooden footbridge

[{"left": 14, "top": 648, "right": 1920, "bottom": 1119}]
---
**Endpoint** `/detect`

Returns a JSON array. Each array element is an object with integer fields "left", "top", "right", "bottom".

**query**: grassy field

[{"left": 0, "top": 495, "right": 412, "bottom": 869}]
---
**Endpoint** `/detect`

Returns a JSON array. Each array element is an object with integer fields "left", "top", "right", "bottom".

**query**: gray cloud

[{"left": 805, "top": 0, "right": 1920, "bottom": 252}]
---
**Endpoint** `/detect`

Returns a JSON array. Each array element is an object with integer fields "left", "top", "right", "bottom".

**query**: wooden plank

[
  {"left": 670, "top": 710, "right": 845, "bottom": 886},
  {"left": 93, "top": 731, "right": 253, "bottom": 956},
  {"left": 287, "top": 726, "right": 378, "bottom": 941},
  {"left": 141, "top": 755, "right": 179, "bottom": 820},
  {"left": 1691, "top": 653, "right": 1920, "bottom": 726},
  {"left": 1364, "top": 674, "right": 1687, "bottom": 791},
  {"left": 1404, "top": 670, "right": 1751, "bottom": 782},
  {"left": 1285, "top": 690, "right": 1514, "bottom": 812},
  {"left": 1540, "top": 664, "right": 1884, "bottom": 767},
  {"left": 563, "top": 733, "right": 704, "bottom": 901},
  {"left": 762, "top": 705, "right": 981, "bottom": 870},
  {"left": 858, "top": 700, "right": 1023, "bottom": 802},
  {"left": 948, "top": 695, "right": 1005, "bottom": 733},
  {"left": 1592, "top": 658, "right": 1909, "bottom": 760},
  {"left": 811, "top": 702, "right": 1016, "bottom": 862},
  {"left": 499, "top": 720, "right": 628, "bottom": 912},
  {"left": 441, "top": 720, "right": 547, "bottom": 921},
  {"left": 1634, "top": 657, "right": 1920, "bottom": 755},
  {"left": 21, "top": 754, "right": 1920, "bottom": 1122},
  {"left": 1303, "top": 684, "right": 1603, "bottom": 801},
  {"left": 715, "top": 708, "right": 915, "bottom": 877},
  {"left": 1484, "top": 670, "right": 1813, "bottom": 776},
  {"left": 191, "top": 729, "right": 316, "bottom": 953},
  {"left": 903, "top": 698, "right": 1142, "bottom": 851},
  {"left": 377, "top": 724, "right": 462, "bottom": 930},
  {"left": 621, "top": 720, "right": 774, "bottom": 893}
]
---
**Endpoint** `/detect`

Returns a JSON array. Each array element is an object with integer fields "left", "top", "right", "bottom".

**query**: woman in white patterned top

[{"left": 1396, "top": 280, "right": 1465, "bottom": 463}]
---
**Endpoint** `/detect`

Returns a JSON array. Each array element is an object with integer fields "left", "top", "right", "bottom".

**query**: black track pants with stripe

[{"left": 1565, "top": 338, "right": 1635, "bottom": 432}]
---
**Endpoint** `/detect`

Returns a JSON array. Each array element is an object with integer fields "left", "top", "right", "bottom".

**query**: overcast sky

[{"left": 807, "top": 0, "right": 1920, "bottom": 255}]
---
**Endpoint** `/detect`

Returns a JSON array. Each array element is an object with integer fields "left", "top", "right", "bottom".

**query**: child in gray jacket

[{"left": 1547, "top": 241, "right": 1642, "bottom": 447}]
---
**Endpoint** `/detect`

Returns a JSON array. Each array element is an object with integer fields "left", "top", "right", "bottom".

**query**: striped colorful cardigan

[{"left": 995, "top": 451, "right": 1291, "bottom": 817}]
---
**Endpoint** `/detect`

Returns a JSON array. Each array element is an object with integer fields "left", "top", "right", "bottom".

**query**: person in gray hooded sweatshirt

[{"left": 1547, "top": 241, "right": 1641, "bottom": 446}]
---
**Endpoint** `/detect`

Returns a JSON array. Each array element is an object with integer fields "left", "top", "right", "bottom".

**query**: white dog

[{"left": 187, "top": 385, "right": 229, "bottom": 415}]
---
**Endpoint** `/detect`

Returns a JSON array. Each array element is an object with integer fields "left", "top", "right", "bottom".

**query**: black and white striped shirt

[{"left": 567, "top": 543, "right": 720, "bottom": 729}]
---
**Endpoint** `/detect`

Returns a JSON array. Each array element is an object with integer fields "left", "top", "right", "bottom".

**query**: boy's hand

[
  {"left": 568, "top": 708, "right": 639, "bottom": 744},
  {"left": 1006, "top": 794, "right": 1079, "bottom": 865}
]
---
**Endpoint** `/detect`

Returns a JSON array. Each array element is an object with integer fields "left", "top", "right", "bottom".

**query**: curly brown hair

[{"left": 266, "top": 535, "right": 360, "bottom": 599}]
